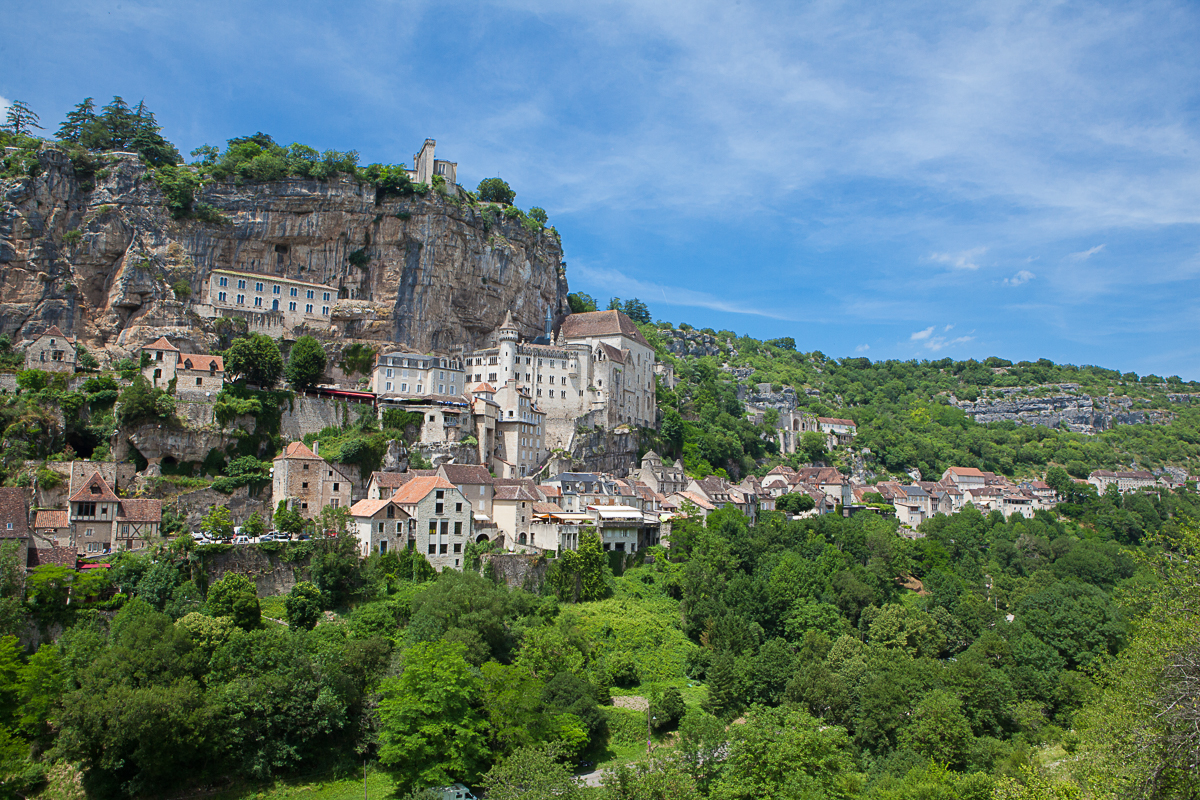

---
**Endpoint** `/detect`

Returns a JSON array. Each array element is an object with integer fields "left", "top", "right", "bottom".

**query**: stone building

[
  {"left": 373, "top": 351, "right": 465, "bottom": 398},
  {"left": 437, "top": 464, "right": 495, "bottom": 523},
  {"left": 407, "top": 139, "right": 457, "bottom": 188},
  {"left": 492, "top": 381, "right": 548, "bottom": 478},
  {"left": 0, "top": 488, "right": 30, "bottom": 562},
  {"left": 349, "top": 496, "right": 411, "bottom": 557},
  {"left": 24, "top": 325, "right": 76, "bottom": 373},
  {"left": 203, "top": 269, "right": 336, "bottom": 333},
  {"left": 634, "top": 450, "right": 688, "bottom": 496},
  {"left": 64, "top": 472, "right": 160, "bottom": 555},
  {"left": 462, "top": 309, "right": 656, "bottom": 451},
  {"left": 390, "top": 476, "right": 474, "bottom": 571},
  {"left": 141, "top": 337, "right": 225, "bottom": 393},
  {"left": 272, "top": 441, "right": 355, "bottom": 519}
]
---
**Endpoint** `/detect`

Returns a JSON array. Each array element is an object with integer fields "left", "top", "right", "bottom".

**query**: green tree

[
  {"left": 56, "top": 97, "right": 96, "bottom": 142},
  {"left": 274, "top": 501, "right": 306, "bottom": 537},
  {"left": 898, "top": 689, "right": 974, "bottom": 769},
  {"left": 224, "top": 333, "right": 284, "bottom": 387},
  {"left": 480, "top": 744, "right": 584, "bottom": 800},
  {"left": 201, "top": 506, "right": 234, "bottom": 540},
  {"left": 284, "top": 581, "right": 323, "bottom": 630},
  {"left": 3, "top": 100, "right": 42, "bottom": 136},
  {"left": 650, "top": 686, "right": 686, "bottom": 731},
  {"left": 567, "top": 292, "right": 598, "bottom": 314},
  {"left": 377, "top": 641, "right": 490, "bottom": 791},
  {"left": 528, "top": 207, "right": 548, "bottom": 225},
  {"left": 603, "top": 760, "right": 701, "bottom": 800},
  {"left": 478, "top": 177, "right": 515, "bottom": 205},
  {"left": 242, "top": 511, "right": 266, "bottom": 538},
  {"left": 677, "top": 708, "right": 728, "bottom": 791},
  {"left": 285, "top": 335, "right": 327, "bottom": 391},
  {"left": 710, "top": 705, "right": 859, "bottom": 800},
  {"left": 800, "top": 430, "right": 828, "bottom": 463},
  {"left": 205, "top": 573, "right": 260, "bottom": 630},
  {"left": 546, "top": 528, "right": 613, "bottom": 602},
  {"left": 776, "top": 492, "right": 816, "bottom": 515},
  {"left": 620, "top": 298, "right": 651, "bottom": 324}
]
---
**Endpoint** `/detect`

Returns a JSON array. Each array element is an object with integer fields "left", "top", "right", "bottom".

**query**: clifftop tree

[
  {"left": 285, "top": 336, "right": 327, "bottom": 391},
  {"left": 224, "top": 333, "right": 284, "bottom": 387},
  {"left": 477, "top": 177, "right": 515, "bottom": 205},
  {"left": 3, "top": 100, "right": 42, "bottom": 137}
]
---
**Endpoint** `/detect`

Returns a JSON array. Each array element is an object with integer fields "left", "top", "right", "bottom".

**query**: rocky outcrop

[
  {"left": 952, "top": 389, "right": 1169, "bottom": 433},
  {"left": 0, "top": 146, "right": 568, "bottom": 359},
  {"left": 659, "top": 328, "right": 724, "bottom": 358}
]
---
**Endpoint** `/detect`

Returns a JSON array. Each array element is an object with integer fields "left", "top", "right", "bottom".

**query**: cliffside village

[{"left": 4, "top": 314, "right": 1191, "bottom": 570}]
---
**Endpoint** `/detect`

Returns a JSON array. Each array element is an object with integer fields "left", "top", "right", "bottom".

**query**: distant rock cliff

[
  {"left": 0, "top": 147, "right": 568, "bottom": 359},
  {"left": 952, "top": 385, "right": 1171, "bottom": 432}
]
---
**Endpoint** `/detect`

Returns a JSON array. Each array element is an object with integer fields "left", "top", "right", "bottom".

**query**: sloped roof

[
  {"left": 494, "top": 484, "right": 543, "bottom": 502},
  {"left": 370, "top": 471, "right": 416, "bottom": 488},
  {"left": 599, "top": 342, "right": 628, "bottom": 363},
  {"left": 817, "top": 417, "right": 856, "bottom": 426},
  {"left": 144, "top": 336, "right": 179, "bottom": 351},
  {"left": 947, "top": 466, "right": 986, "bottom": 477},
  {"left": 349, "top": 498, "right": 409, "bottom": 518},
  {"left": 34, "top": 509, "right": 69, "bottom": 529},
  {"left": 670, "top": 490, "right": 716, "bottom": 510},
  {"left": 36, "top": 325, "right": 73, "bottom": 343},
  {"left": 0, "top": 488, "right": 28, "bottom": 537},
  {"left": 473, "top": 382, "right": 497, "bottom": 393},
  {"left": 559, "top": 310, "right": 650, "bottom": 348},
  {"left": 532, "top": 501, "right": 565, "bottom": 514},
  {"left": 180, "top": 354, "right": 225, "bottom": 372},
  {"left": 439, "top": 464, "right": 493, "bottom": 485},
  {"left": 69, "top": 473, "right": 119, "bottom": 503},
  {"left": 116, "top": 498, "right": 162, "bottom": 523},
  {"left": 275, "top": 441, "right": 322, "bottom": 461},
  {"left": 28, "top": 544, "right": 75, "bottom": 568},
  {"left": 391, "top": 476, "right": 456, "bottom": 505}
]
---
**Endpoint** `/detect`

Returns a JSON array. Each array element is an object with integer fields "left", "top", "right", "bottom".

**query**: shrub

[
  {"left": 171, "top": 279, "right": 190, "bottom": 298},
  {"left": 477, "top": 177, "right": 515, "bottom": 205},
  {"left": 348, "top": 248, "right": 370, "bottom": 269},
  {"left": 62, "top": 229, "right": 83, "bottom": 245},
  {"left": 36, "top": 467, "right": 64, "bottom": 490},
  {"left": 528, "top": 206, "right": 548, "bottom": 225}
]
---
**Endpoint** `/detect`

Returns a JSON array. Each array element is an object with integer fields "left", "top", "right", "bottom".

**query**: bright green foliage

[
  {"left": 116, "top": 375, "right": 176, "bottom": 426},
  {"left": 285, "top": 335, "right": 327, "bottom": 391},
  {"left": 800, "top": 430, "right": 828, "bottom": 463},
  {"left": 603, "top": 760, "right": 702, "bottom": 800},
  {"left": 377, "top": 641, "right": 489, "bottom": 791},
  {"left": 651, "top": 686, "right": 686, "bottom": 731},
  {"left": 284, "top": 581, "right": 323, "bottom": 630},
  {"left": 898, "top": 689, "right": 974, "bottom": 768},
  {"left": 711, "top": 705, "right": 860, "bottom": 800},
  {"left": 201, "top": 506, "right": 234, "bottom": 540},
  {"left": 205, "top": 573, "right": 260, "bottom": 630},
  {"left": 340, "top": 342, "right": 376, "bottom": 376},
  {"left": 528, "top": 206, "right": 548, "bottom": 225},
  {"left": 480, "top": 744, "right": 584, "bottom": 800},
  {"left": 777, "top": 491, "right": 816, "bottom": 514},
  {"left": 477, "top": 177, "right": 515, "bottom": 205},
  {"left": 242, "top": 512, "right": 267, "bottom": 538},
  {"left": 274, "top": 502, "right": 306, "bottom": 536},
  {"left": 224, "top": 333, "right": 284, "bottom": 387},
  {"left": 546, "top": 528, "right": 613, "bottom": 602}
]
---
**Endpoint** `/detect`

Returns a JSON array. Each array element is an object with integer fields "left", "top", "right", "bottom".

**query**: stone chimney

[{"left": 312, "top": 440, "right": 319, "bottom": 457}]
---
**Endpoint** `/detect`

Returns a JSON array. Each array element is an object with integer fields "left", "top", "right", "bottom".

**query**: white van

[{"left": 434, "top": 784, "right": 476, "bottom": 800}]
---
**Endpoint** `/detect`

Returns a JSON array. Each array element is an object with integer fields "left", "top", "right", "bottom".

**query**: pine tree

[
  {"left": 701, "top": 651, "right": 742, "bottom": 720},
  {"left": 98, "top": 96, "right": 135, "bottom": 150},
  {"left": 55, "top": 97, "right": 96, "bottom": 142},
  {"left": 3, "top": 100, "right": 42, "bottom": 137}
]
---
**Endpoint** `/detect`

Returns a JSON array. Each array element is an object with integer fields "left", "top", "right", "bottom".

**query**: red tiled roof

[
  {"left": 180, "top": 354, "right": 225, "bottom": 372},
  {"left": 817, "top": 417, "right": 856, "bottom": 426},
  {"left": 391, "top": 476, "right": 456, "bottom": 505},
  {"left": 494, "top": 484, "right": 543, "bottom": 502},
  {"left": 28, "top": 544, "right": 76, "bottom": 568},
  {"left": 349, "top": 498, "right": 408, "bottom": 518},
  {"left": 144, "top": 336, "right": 179, "bottom": 351},
  {"left": 34, "top": 509, "right": 69, "bottom": 529},
  {"left": 370, "top": 471, "right": 415, "bottom": 488},
  {"left": 116, "top": 498, "right": 162, "bottom": 523},
  {"left": 0, "top": 488, "right": 28, "bottom": 538},
  {"left": 439, "top": 464, "right": 493, "bottom": 485},
  {"left": 275, "top": 441, "right": 322, "bottom": 461},
  {"left": 947, "top": 467, "right": 987, "bottom": 477},
  {"left": 532, "top": 501, "right": 565, "bottom": 514},
  {"left": 68, "top": 473, "right": 119, "bottom": 503},
  {"left": 37, "top": 325, "right": 73, "bottom": 343},
  {"left": 559, "top": 310, "right": 650, "bottom": 348}
]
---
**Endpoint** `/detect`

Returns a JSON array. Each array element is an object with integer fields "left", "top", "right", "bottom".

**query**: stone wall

[
  {"left": 658, "top": 329, "right": 724, "bottom": 358},
  {"left": 167, "top": 485, "right": 271, "bottom": 529},
  {"left": 952, "top": 391, "right": 1169, "bottom": 433},
  {"left": 199, "top": 545, "right": 308, "bottom": 596},
  {"left": 280, "top": 394, "right": 353, "bottom": 441},
  {"left": 483, "top": 552, "right": 549, "bottom": 593}
]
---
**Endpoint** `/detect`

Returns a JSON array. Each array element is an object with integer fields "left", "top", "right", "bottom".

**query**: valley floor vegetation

[{"left": 2, "top": 481, "right": 1199, "bottom": 799}]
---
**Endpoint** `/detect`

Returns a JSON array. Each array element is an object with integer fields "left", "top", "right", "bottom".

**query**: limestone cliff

[{"left": 0, "top": 147, "right": 568, "bottom": 359}]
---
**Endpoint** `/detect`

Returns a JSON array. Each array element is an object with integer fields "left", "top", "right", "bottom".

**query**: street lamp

[{"left": 647, "top": 710, "right": 656, "bottom": 756}]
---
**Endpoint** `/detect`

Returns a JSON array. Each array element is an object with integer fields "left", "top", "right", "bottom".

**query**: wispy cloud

[
  {"left": 911, "top": 326, "right": 935, "bottom": 341},
  {"left": 571, "top": 263, "right": 803, "bottom": 321},
  {"left": 929, "top": 248, "right": 987, "bottom": 271},
  {"left": 0, "top": 96, "right": 10, "bottom": 113},
  {"left": 1004, "top": 269, "right": 1035, "bottom": 286},
  {"left": 924, "top": 335, "right": 975, "bottom": 352},
  {"left": 1068, "top": 244, "right": 1106, "bottom": 261},
  {"left": 855, "top": 344, "right": 870, "bottom": 352}
]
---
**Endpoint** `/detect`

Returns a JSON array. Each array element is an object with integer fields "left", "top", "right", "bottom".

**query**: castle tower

[{"left": 499, "top": 310, "right": 519, "bottom": 378}]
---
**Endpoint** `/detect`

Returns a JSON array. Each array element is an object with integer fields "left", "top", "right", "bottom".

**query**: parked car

[{"left": 232, "top": 535, "right": 251, "bottom": 545}]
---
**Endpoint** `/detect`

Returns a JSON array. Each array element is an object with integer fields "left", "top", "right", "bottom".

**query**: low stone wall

[
  {"left": 199, "top": 544, "right": 309, "bottom": 596},
  {"left": 482, "top": 552, "right": 549, "bottom": 593},
  {"left": 280, "top": 394, "right": 351, "bottom": 440}
]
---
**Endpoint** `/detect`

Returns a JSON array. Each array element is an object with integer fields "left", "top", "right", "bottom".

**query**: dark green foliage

[
  {"left": 205, "top": 573, "right": 260, "bottom": 630},
  {"left": 766, "top": 337, "right": 797, "bottom": 350},
  {"left": 200, "top": 133, "right": 358, "bottom": 183},
  {"left": 777, "top": 492, "right": 816, "bottom": 514},
  {"left": 340, "top": 342, "right": 376, "bottom": 376},
  {"left": 3, "top": 100, "right": 42, "bottom": 137},
  {"left": 528, "top": 206, "right": 548, "bottom": 224},
  {"left": 651, "top": 686, "right": 686, "bottom": 731},
  {"left": 223, "top": 333, "right": 284, "bottom": 387},
  {"left": 567, "top": 292, "right": 598, "bottom": 314},
  {"left": 285, "top": 335, "right": 327, "bottom": 391},
  {"left": 115, "top": 376, "right": 176, "bottom": 427},
  {"left": 606, "top": 297, "right": 651, "bottom": 324},
  {"left": 284, "top": 581, "right": 323, "bottom": 630},
  {"left": 348, "top": 248, "right": 370, "bottom": 268},
  {"left": 477, "top": 177, "right": 515, "bottom": 205}
]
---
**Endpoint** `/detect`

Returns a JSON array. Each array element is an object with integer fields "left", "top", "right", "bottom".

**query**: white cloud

[
  {"left": 924, "top": 335, "right": 975, "bottom": 352},
  {"left": 855, "top": 344, "right": 870, "bottom": 352},
  {"left": 911, "top": 326, "right": 935, "bottom": 341},
  {"left": 0, "top": 96, "right": 10, "bottom": 113},
  {"left": 929, "top": 247, "right": 987, "bottom": 271},
  {"left": 1067, "top": 244, "right": 1106, "bottom": 261},
  {"left": 571, "top": 263, "right": 804, "bottom": 321},
  {"left": 1004, "top": 269, "right": 1035, "bottom": 286}
]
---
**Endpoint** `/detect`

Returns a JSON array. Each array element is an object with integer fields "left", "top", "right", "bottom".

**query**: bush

[
  {"left": 172, "top": 279, "right": 191, "bottom": 298},
  {"left": 528, "top": 206, "right": 548, "bottom": 225},
  {"left": 285, "top": 581, "right": 323, "bottom": 630},
  {"left": 36, "top": 467, "right": 64, "bottom": 490},
  {"left": 477, "top": 177, "right": 515, "bottom": 205}
]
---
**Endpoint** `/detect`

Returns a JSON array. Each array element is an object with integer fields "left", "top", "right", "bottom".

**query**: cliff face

[{"left": 0, "top": 147, "right": 568, "bottom": 358}]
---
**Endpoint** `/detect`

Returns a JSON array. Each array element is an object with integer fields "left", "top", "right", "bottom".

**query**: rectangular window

[
  {"left": 386, "top": 382, "right": 392, "bottom": 391},
  {"left": 454, "top": 521, "right": 462, "bottom": 535},
  {"left": 255, "top": 282, "right": 264, "bottom": 291},
  {"left": 428, "top": 543, "right": 436, "bottom": 554},
  {"left": 416, "top": 384, "right": 422, "bottom": 393},
  {"left": 78, "top": 503, "right": 96, "bottom": 517},
  {"left": 453, "top": 542, "right": 462, "bottom": 553},
  {"left": 289, "top": 301, "right": 297, "bottom": 311},
  {"left": 386, "top": 369, "right": 393, "bottom": 378},
  {"left": 441, "top": 520, "right": 449, "bottom": 536},
  {"left": 429, "top": 520, "right": 437, "bottom": 536},
  {"left": 237, "top": 279, "right": 246, "bottom": 289},
  {"left": 333, "top": 483, "right": 339, "bottom": 491},
  {"left": 435, "top": 502, "right": 444, "bottom": 514},
  {"left": 439, "top": 384, "right": 445, "bottom": 394},
  {"left": 455, "top": 503, "right": 462, "bottom": 513},
  {"left": 196, "top": 377, "right": 202, "bottom": 385},
  {"left": 306, "top": 304, "right": 313, "bottom": 313},
  {"left": 302, "top": 482, "right": 308, "bottom": 489}
]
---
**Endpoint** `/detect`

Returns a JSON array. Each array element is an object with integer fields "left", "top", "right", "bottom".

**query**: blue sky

[{"left": 4, "top": 1, "right": 1200, "bottom": 377}]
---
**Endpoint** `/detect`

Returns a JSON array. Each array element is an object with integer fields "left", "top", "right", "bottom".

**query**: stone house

[
  {"left": 204, "top": 269, "right": 336, "bottom": 332},
  {"left": 115, "top": 499, "right": 163, "bottom": 549},
  {"left": 941, "top": 467, "right": 988, "bottom": 490},
  {"left": 437, "top": 464, "right": 494, "bottom": 523},
  {"left": 348, "top": 497, "right": 412, "bottom": 557},
  {"left": 366, "top": 471, "right": 420, "bottom": 500},
  {"left": 492, "top": 483, "right": 544, "bottom": 549},
  {"left": 272, "top": 441, "right": 355, "bottom": 519},
  {"left": 1088, "top": 469, "right": 1158, "bottom": 494},
  {"left": 142, "top": 337, "right": 225, "bottom": 393},
  {"left": 893, "top": 485, "right": 933, "bottom": 527},
  {"left": 390, "top": 476, "right": 473, "bottom": 571},
  {"left": 0, "top": 488, "right": 30, "bottom": 562},
  {"left": 407, "top": 138, "right": 457, "bottom": 187},
  {"left": 796, "top": 468, "right": 852, "bottom": 507},
  {"left": 372, "top": 350, "right": 465, "bottom": 398},
  {"left": 590, "top": 505, "right": 645, "bottom": 553},
  {"left": 492, "top": 381, "right": 547, "bottom": 478},
  {"left": 69, "top": 473, "right": 120, "bottom": 555},
  {"left": 686, "top": 476, "right": 758, "bottom": 522},
  {"left": 634, "top": 450, "right": 688, "bottom": 496},
  {"left": 24, "top": 325, "right": 76, "bottom": 373},
  {"left": 31, "top": 509, "right": 71, "bottom": 557}
]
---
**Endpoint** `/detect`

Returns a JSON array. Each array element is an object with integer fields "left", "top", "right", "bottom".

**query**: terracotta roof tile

[
  {"left": 0, "top": 488, "right": 28, "bottom": 538},
  {"left": 68, "top": 473, "right": 119, "bottom": 503},
  {"left": 116, "top": 498, "right": 162, "bottom": 522},
  {"left": 144, "top": 336, "right": 179, "bottom": 351},
  {"left": 559, "top": 310, "right": 650, "bottom": 348},
  {"left": 391, "top": 476, "right": 456, "bottom": 505},
  {"left": 438, "top": 464, "right": 493, "bottom": 485},
  {"left": 275, "top": 441, "right": 322, "bottom": 461},
  {"left": 34, "top": 509, "right": 69, "bottom": 529},
  {"left": 532, "top": 501, "right": 565, "bottom": 514},
  {"left": 180, "top": 354, "right": 224, "bottom": 372}
]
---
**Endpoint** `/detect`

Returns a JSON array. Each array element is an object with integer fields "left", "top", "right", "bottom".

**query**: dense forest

[{"left": 3, "top": 481, "right": 1199, "bottom": 799}]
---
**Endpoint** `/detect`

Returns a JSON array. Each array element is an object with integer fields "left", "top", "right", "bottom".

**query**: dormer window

[{"left": 90, "top": 484, "right": 100, "bottom": 495}]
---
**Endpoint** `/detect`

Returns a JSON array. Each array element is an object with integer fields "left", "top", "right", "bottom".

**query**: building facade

[
  {"left": 25, "top": 326, "right": 76, "bottom": 373},
  {"left": 205, "top": 269, "right": 336, "bottom": 330},
  {"left": 272, "top": 441, "right": 355, "bottom": 519}
]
